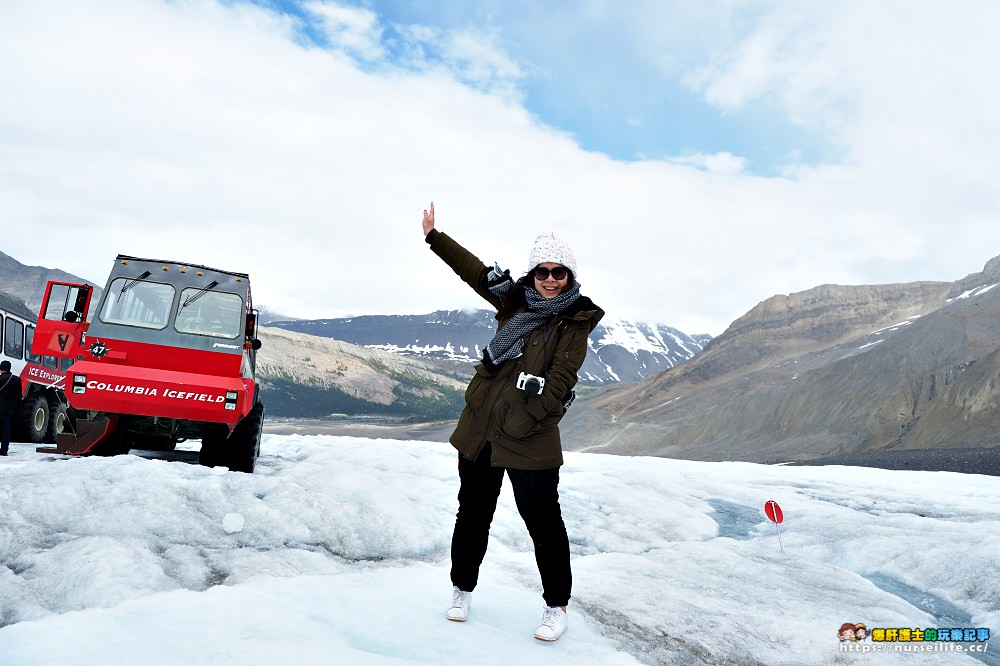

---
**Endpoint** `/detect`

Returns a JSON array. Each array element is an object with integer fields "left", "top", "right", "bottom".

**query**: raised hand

[{"left": 422, "top": 202, "right": 435, "bottom": 236}]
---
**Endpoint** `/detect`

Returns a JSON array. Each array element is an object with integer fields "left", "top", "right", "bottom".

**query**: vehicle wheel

[
  {"left": 226, "top": 401, "right": 264, "bottom": 473},
  {"left": 16, "top": 394, "right": 49, "bottom": 444},
  {"left": 199, "top": 422, "right": 230, "bottom": 468},
  {"left": 45, "top": 397, "right": 69, "bottom": 443},
  {"left": 94, "top": 428, "right": 132, "bottom": 456}
]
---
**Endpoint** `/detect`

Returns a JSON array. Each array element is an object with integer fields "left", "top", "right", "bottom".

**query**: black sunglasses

[{"left": 533, "top": 266, "right": 570, "bottom": 281}]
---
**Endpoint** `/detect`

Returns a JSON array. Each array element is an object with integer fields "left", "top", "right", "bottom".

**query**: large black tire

[
  {"left": 16, "top": 393, "right": 49, "bottom": 444},
  {"left": 226, "top": 401, "right": 264, "bottom": 474},
  {"left": 93, "top": 427, "right": 132, "bottom": 456},
  {"left": 45, "top": 396, "right": 69, "bottom": 444}
]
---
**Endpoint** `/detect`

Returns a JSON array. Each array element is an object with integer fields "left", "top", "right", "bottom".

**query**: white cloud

[
  {"left": 439, "top": 28, "right": 524, "bottom": 97},
  {"left": 391, "top": 22, "right": 525, "bottom": 99},
  {"left": 669, "top": 152, "right": 746, "bottom": 175},
  {"left": 1, "top": 0, "right": 999, "bottom": 337},
  {"left": 303, "top": 1, "right": 385, "bottom": 61}
]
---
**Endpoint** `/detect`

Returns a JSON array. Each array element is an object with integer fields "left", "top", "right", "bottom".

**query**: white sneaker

[
  {"left": 534, "top": 605, "right": 567, "bottom": 641},
  {"left": 446, "top": 586, "right": 472, "bottom": 622}
]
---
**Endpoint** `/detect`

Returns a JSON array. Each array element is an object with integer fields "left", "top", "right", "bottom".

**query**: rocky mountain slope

[
  {"left": 561, "top": 256, "right": 1000, "bottom": 462},
  {"left": 270, "top": 310, "right": 710, "bottom": 384},
  {"left": 0, "top": 291, "right": 36, "bottom": 321},
  {"left": 254, "top": 326, "right": 468, "bottom": 419},
  {"left": 0, "top": 251, "right": 102, "bottom": 314}
]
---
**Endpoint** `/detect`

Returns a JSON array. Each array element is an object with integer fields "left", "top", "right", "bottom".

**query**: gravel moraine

[{"left": 788, "top": 447, "right": 1000, "bottom": 477}]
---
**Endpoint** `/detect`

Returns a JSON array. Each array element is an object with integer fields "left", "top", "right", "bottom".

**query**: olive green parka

[{"left": 427, "top": 229, "right": 605, "bottom": 470}]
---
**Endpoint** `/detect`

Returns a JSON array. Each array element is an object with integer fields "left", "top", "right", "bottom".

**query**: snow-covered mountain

[{"left": 269, "top": 310, "right": 711, "bottom": 385}]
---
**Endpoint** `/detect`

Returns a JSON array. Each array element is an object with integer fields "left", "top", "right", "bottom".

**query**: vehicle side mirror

[{"left": 244, "top": 312, "right": 261, "bottom": 351}]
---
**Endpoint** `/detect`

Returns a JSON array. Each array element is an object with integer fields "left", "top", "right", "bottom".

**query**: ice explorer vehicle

[
  {"left": 31, "top": 255, "right": 264, "bottom": 472},
  {"left": 0, "top": 294, "right": 75, "bottom": 444}
]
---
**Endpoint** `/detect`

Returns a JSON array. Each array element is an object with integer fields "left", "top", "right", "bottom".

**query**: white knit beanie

[{"left": 527, "top": 232, "right": 577, "bottom": 276}]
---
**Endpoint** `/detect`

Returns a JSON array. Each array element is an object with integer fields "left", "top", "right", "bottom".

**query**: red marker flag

[
  {"left": 764, "top": 500, "right": 784, "bottom": 553},
  {"left": 765, "top": 500, "right": 783, "bottom": 524}
]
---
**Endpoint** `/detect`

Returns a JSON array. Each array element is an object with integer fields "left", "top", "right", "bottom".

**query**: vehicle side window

[
  {"left": 61, "top": 357, "right": 75, "bottom": 371},
  {"left": 174, "top": 289, "right": 243, "bottom": 339},
  {"left": 99, "top": 278, "right": 174, "bottom": 330},
  {"left": 4, "top": 317, "right": 24, "bottom": 359},
  {"left": 26, "top": 325, "right": 41, "bottom": 363},
  {"left": 42, "top": 283, "right": 91, "bottom": 323}
]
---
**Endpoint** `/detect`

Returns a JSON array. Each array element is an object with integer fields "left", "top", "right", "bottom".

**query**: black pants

[
  {"left": 0, "top": 410, "right": 12, "bottom": 453},
  {"left": 450, "top": 443, "right": 572, "bottom": 607}
]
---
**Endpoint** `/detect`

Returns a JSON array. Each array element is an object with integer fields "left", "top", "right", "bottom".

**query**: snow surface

[{"left": 1, "top": 435, "right": 998, "bottom": 665}]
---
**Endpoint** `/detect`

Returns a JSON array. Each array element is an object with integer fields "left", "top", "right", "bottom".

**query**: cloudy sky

[{"left": 2, "top": 0, "right": 998, "bottom": 335}]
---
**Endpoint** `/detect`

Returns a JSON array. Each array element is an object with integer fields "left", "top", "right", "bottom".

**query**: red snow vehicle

[
  {"left": 0, "top": 296, "right": 75, "bottom": 444},
  {"left": 31, "top": 255, "right": 264, "bottom": 472}
]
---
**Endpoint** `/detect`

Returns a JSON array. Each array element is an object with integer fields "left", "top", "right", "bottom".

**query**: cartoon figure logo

[
  {"left": 854, "top": 623, "right": 868, "bottom": 641},
  {"left": 839, "top": 623, "right": 856, "bottom": 642}
]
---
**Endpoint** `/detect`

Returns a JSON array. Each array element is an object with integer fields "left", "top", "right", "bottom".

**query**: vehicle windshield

[
  {"left": 174, "top": 288, "right": 243, "bottom": 339},
  {"left": 99, "top": 278, "right": 174, "bottom": 330}
]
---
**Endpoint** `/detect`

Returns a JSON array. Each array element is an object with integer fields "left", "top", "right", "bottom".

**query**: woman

[{"left": 421, "top": 202, "right": 604, "bottom": 642}]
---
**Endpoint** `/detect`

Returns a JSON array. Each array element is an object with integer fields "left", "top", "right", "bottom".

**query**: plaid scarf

[{"left": 483, "top": 263, "right": 581, "bottom": 365}]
